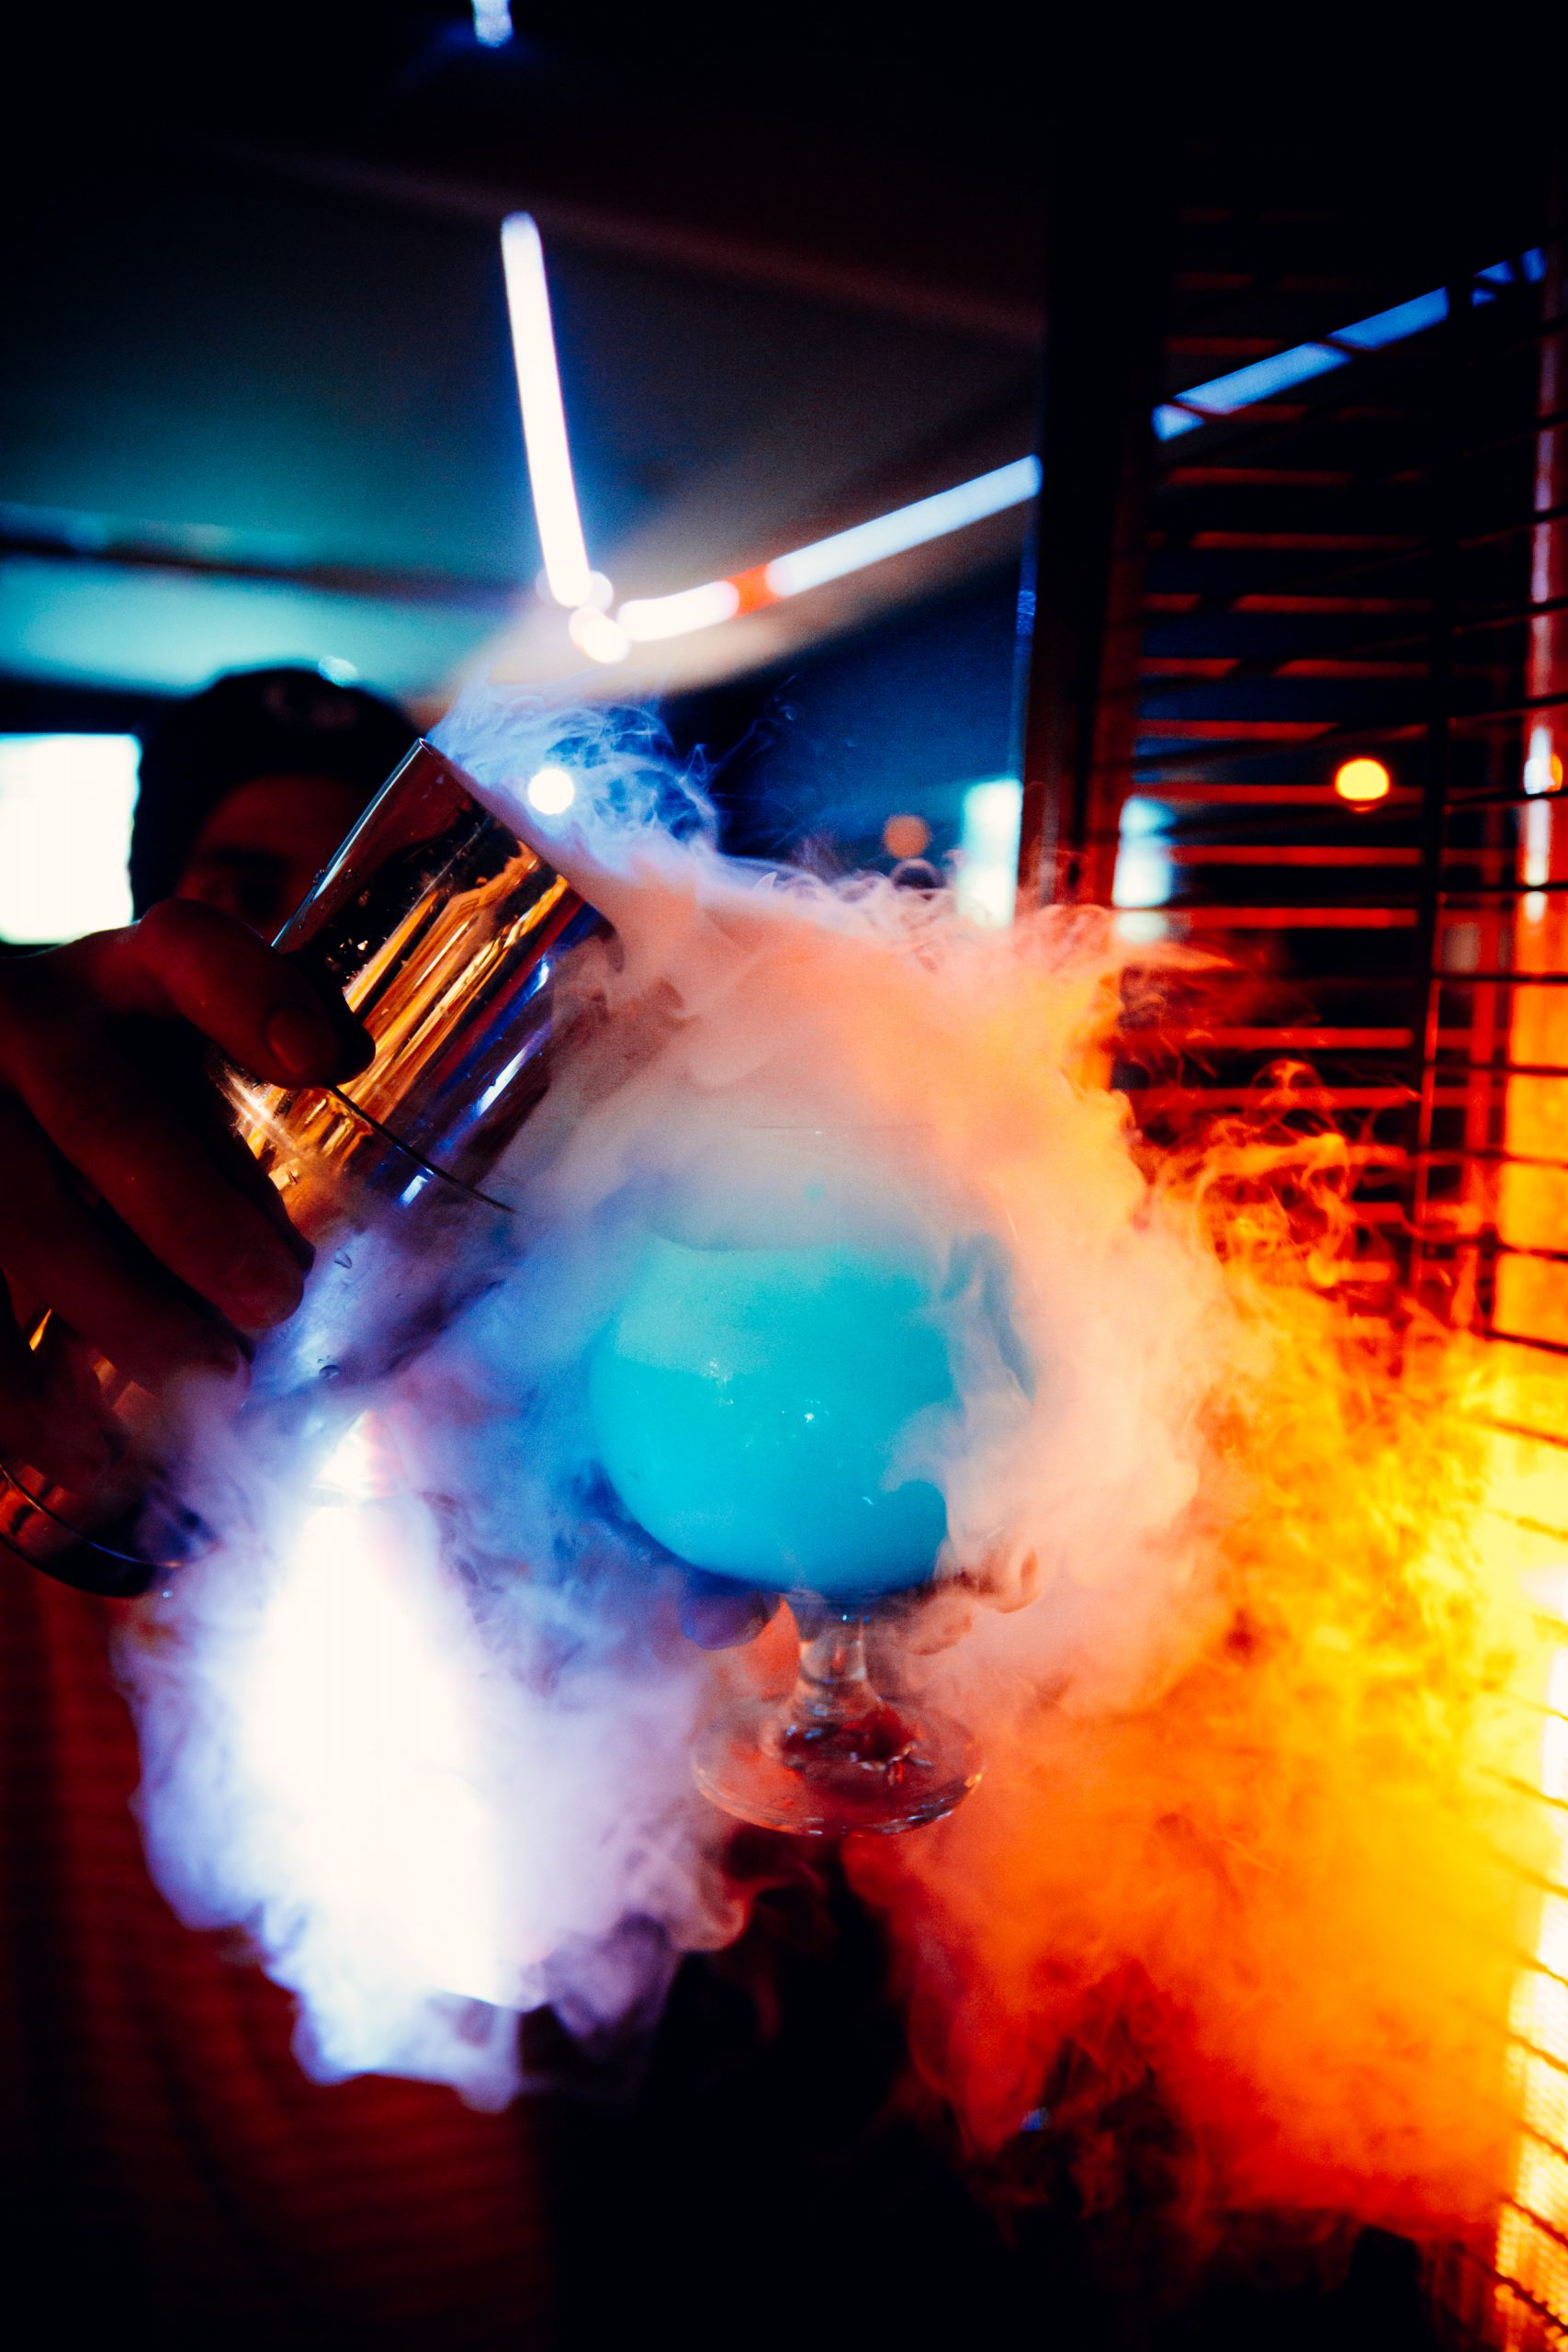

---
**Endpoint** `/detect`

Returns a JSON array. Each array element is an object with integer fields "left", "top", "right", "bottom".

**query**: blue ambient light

[
  {"left": 1152, "top": 252, "right": 1544, "bottom": 442},
  {"left": 473, "top": 0, "right": 513, "bottom": 46}
]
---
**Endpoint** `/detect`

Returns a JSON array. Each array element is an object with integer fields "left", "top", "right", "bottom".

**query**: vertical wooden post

[{"left": 1015, "top": 109, "right": 1170, "bottom": 910}]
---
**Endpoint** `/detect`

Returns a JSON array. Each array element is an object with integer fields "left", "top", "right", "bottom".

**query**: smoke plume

[{"left": 118, "top": 698, "right": 1540, "bottom": 2241}]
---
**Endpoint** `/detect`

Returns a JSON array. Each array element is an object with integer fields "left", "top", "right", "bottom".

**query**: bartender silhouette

[
  {"left": 0, "top": 670, "right": 1020, "bottom": 2347},
  {"left": 0, "top": 669, "right": 410, "bottom": 1528},
  {"left": 0, "top": 668, "right": 572, "bottom": 2346}
]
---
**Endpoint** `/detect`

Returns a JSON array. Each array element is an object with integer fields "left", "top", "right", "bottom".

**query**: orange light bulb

[
  {"left": 1334, "top": 757, "right": 1392, "bottom": 806},
  {"left": 883, "top": 813, "right": 931, "bottom": 860}
]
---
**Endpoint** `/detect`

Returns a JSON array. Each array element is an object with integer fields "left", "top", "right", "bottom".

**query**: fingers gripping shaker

[{"left": 0, "top": 743, "right": 613, "bottom": 1589}]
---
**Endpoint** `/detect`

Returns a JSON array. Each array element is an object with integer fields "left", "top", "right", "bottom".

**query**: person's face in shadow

[{"left": 175, "top": 771, "right": 368, "bottom": 940}]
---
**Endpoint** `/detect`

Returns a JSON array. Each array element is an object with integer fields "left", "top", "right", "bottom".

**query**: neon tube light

[
  {"left": 501, "top": 214, "right": 595, "bottom": 610},
  {"left": 568, "top": 243, "right": 1546, "bottom": 658},
  {"left": 763, "top": 458, "right": 1042, "bottom": 597},
  {"left": 1153, "top": 250, "right": 1543, "bottom": 440},
  {"left": 618, "top": 580, "right": 742, "bottom": 643},
  {"left": 615, "top": 461, "right": 1041, "bottom": 646}
]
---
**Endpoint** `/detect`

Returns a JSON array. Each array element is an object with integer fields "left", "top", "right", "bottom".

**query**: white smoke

[{"left": 115, "top": 695, "right": 1231, "bottom": 2104}]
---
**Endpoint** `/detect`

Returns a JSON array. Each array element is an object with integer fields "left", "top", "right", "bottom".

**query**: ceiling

[
  {"left": 2, "top": 8, "right": 1046, "bottom": 716},
  {"left": 5, "top": 11, "right": 1554, "bottom": 722}
]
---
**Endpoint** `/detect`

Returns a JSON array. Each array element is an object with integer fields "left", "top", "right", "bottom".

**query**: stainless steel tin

[{"left": 0, "top": 740, "right": 613, "bottom": 1581}]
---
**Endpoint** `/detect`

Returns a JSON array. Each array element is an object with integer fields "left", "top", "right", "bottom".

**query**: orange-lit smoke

[
  {"left": 509, "top": 802, "right": 1547, "bottom": 2253},
  {"left": 821, "top": 976, "right": 1546, "bottom": 2249},
  {"left": 128, "top": 691, "right": 1556, "bottom": 2259},
  {"left": 538, "top": 820, "right": 1544, "bottom": 2249}
]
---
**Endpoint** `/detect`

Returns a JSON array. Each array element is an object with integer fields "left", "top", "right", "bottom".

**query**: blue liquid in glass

[{"left": 588, "top": 1237, "right": 954, "bottom": 1600}]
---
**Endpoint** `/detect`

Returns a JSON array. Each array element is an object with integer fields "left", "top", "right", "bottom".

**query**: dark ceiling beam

[
  {"left": 0, "top": 507, "right": 511, "bottom": 609},
  {"left": 206, "top": 140, "right": 1043, "bottom": 350}
]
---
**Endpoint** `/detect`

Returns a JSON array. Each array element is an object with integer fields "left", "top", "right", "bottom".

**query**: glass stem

[{"left": 784, "top": 1607, "right": 877, "bottom": 1737}]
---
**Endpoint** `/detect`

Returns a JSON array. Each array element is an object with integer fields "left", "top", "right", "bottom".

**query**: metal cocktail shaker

[{"left": 0, "top": 741, "right": 613, "bottom": 1588}]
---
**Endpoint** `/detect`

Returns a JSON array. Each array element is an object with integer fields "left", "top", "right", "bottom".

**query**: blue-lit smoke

[{"left": 117, "top": 699, "right": 1228, "bottom": 2104}]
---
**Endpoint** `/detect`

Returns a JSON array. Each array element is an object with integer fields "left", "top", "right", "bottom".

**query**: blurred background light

[
  {"left": 618, "top": 581, "right": 741, "bottom": 642},
  {"left": 1154, "top": 342, "right": 1348, "bottom": 441},
  {"left": 955, "top": 777, "right": 1022, "bottom": 927},
  {"left": 882, "top": 812, "right": 931, "bottom": 860},
  {"left": 0, "top": 558, "right": 488, "bottom": 699},
  {"left": 567, "top": 606, "right": 629, "bottom": 664},
  {"left": 472, "top": 0, "right": 513, "bottom": 45},
  {"left": 1114, "top": 911, "right": 1169, "bottom": 946},
  {"left": 1150, "top": 255, "right": 1543, "bottom": 442},
  {"left": 525, "top": 763, "right": 576, "bottom": 815},
  {"left": 597, "top": 459, "right": 1042, "bottom": 662},
  {"left": 1112, "top": 796, "right": 1173, "bottom": 911},
  {"left": 1332, "top": 288, "right": 1449, "bottom": 352},
  {"left": 1521, "top": 723, "right": 1561, "bottom": 922},
  {"left": 1334, "top": 756, "right": 1393, "bottom": 806},
  {"left": 763, "top": 459, "right": 1042, "bottom": 601},
  {"left": 594, "top": 245, "right": 1545, "bottom": 666},
  {"left": 0, "top": 734, "right": 137, "bottom": 943},
  {"left": 1524, "top": 723, "right": 1563, "bottom": 797},
  {"left": 500, "top": 214, "right": 596, "bottom": 611}
]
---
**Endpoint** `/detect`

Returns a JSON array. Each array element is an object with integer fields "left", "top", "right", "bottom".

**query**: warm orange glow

[
  {"left": 581, "top": 830, "right": 1564, "bottom": 2282},
  {"left": 1496, "top": 1619, "right": 1568, "bottom": 2337},
  {"left": 1490, "top": 677, "right": 1568, "bottom": 2328},
  {"left": 1333, "top": 756, "right": 1393, "bottom": 805},
  {"left": 810, "top": 984, "right": 1550, "bottom": 2252},
  {"left": 882, "top": 813, "right": 931, "bottom": 860}
]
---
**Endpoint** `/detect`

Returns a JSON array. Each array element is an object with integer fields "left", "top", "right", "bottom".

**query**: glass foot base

[{"left": 694, "top": 1696, "right": 980, "bottom": 1837}]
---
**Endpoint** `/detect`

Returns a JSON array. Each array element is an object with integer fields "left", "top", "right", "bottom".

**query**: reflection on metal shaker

[{"left": 0, "top": 741, "right": 614, "bottom": 1586}]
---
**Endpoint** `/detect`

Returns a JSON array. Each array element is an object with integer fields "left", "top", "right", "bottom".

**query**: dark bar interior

[{"left": 3, "top": 16, "right": 1567, "bottom": 2347}]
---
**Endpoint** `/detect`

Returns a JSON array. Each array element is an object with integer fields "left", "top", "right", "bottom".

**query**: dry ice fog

[{"left": 117, "top": 698, "right": 1536, "bottom": 2243}]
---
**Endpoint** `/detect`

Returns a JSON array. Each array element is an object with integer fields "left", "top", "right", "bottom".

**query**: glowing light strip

[
  {"left": 591, "top": 246, "right": 1545, "bottom": 659},
  {"left": 1153, "top": 250, "right": 1544, "bottom": 441},
  {"left": 618, "top": 580, "right": 742, "bottom": 643},
  {"left": 473, "top": 0, "right": 513, "bottom": 42},
  {"left": 501, "top": 214, "right": 595, "bottom": 610},
  {"left": 615, "top": 460, "right": 1041, "bottom": 647},
  {"left": 763, "top": 458, "right": 1043, "bottom": 597},
  {"left": 1153, "top": 343, "right": 1347, "bottom": 436}
]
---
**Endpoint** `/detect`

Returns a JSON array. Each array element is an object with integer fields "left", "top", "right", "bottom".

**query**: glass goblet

[{"left": 588, "top": 1129, "right": 982, "bottom": 1836}]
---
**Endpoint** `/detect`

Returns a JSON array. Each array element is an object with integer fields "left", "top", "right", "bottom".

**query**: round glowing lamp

[
  {"left": 1334, "top": 757, "right": 1392, "bottom": 806},
  {"left": 525, "top": 764, "right": 577, "bottom": 816},
  {"left": 882, "top": 813, "right": 931, "bottom": 860}
]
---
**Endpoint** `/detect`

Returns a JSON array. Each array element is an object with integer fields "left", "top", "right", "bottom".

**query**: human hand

[{"left": 0, "top": 899, "right": 369, "bottom": 1487}]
